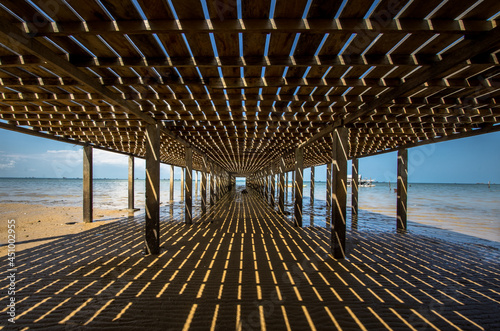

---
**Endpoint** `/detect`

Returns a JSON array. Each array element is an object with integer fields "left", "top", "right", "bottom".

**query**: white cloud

[
  {"left": 93, "top": 149, "right": 129, "bottom": 166},
  {"left": 0, "top": 160, "right": 15, "bottom": 169}
]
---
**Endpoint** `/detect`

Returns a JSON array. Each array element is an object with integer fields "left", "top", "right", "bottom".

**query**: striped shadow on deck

[{"left": 1, "top": 189, "right": 499, "bottom": 330}]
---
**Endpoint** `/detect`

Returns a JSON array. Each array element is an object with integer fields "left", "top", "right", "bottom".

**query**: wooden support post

[
  {"left": 327, "top": 162, "right": 332, "bottom": 209},
  {"left": 128, "top": 156, "right": 139, "bottom": 212},
  {"left": 180, "top": 166, "right": 184, "bottom": 200},
  {"left": 285, "top": 172, "right": 288, "bottom": 204},
  {"left": 397, "top": 149, "right": 408, "bottom": 231},
  {"left": 128, "top": 156, "right": 134, "bottom": 210},
  {"left": 195, "top": 171, "right": 198, "bottom": 196},
  {"left": 292, "top": 170, "right": 295, "bottom": 201},
  {"left": 210, "top": 163, "right": 215, "bottom": 206},
  {"left": 310, "top": 166, "right": 315, "bottom": 205},
  {"left": 278, "top": 157, "right": 285, "bottom": 214},
  {"left": 294, "top": 147, "right": 304, "bottom": 227},
  {"left": 201, "top": 156, "right": 207, "bottom": 214},
  {"left": 83, "top": 145, "right": 93, "bottom": 223},
  {"left": 352, "top": 158, "right": 359, "bottom": 224},
  {"left": 265, "top": 171, "right": 269, "bottom": 203},
  {"left": 170, "top": 165, "right": 174, "bottom": 201},
  {"left": 216, "top": 166, "right": 220, "bottom": 201},
  {"left": 270, "top": 165, "right": 276, "bottom": 208},
  {"left": 145, "top": 123, "right": 161, "bottom": 255},
  {"left": 185, "top": 147, "right": 193, "bottom": 224},
  {"left": 332, "top": 127, "right": 348, "bottom": 259}
]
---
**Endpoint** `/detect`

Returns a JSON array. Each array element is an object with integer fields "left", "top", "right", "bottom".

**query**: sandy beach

[
  {"left": 0, "top": 203, "right": 130, "bottom": 254},
  {"left": 0, "top": 190, "right": 499, "bottom": 330}
]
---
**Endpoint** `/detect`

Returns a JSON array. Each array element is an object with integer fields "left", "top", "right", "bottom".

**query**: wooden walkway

[{"left": 2, "top": 189, "right": 500, "bottom": 330}]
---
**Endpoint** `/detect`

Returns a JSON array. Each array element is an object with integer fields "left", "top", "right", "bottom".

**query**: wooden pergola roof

[{"left": 0, "top": 0, "right": 499, "bottom": 175}]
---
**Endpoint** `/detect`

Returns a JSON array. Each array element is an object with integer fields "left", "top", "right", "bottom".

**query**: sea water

[{"left": 0, "top": 178, "right": 499, "bottom": 243}]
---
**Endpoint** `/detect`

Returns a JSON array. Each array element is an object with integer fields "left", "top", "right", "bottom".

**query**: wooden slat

[{"left": 23, "top": 18, "right": 497, "bottom": 36}]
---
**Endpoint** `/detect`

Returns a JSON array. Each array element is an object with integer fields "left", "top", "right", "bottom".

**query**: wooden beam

[
  {"left": 26, "top": 18, "right": 495, "bottom": 36},
  {"left": 359, "top": 125, "right": 500, "bottom": 158},
  {"left": 294, "top": 148, "right": 304, "bottom": 227},
  {"left": 332, "top": 127, "right": 348, "bottom": 259},
  {"left": 83, "top": 146, "right": 93, "bottom": 223},
  {"left": 1, "top": 93, "right": 497, "bottom": 109},
  {"left": 352, "top": 158, "right": 359, "bottom": 224},
  {"left": 145, "top": 123, "right": 161, "bottom": 255},
  {"left": 397, "top": 149, "right": 408, "bottom": 232},
  {"left": 299, "top": 26, "right": 500, "bottom": 149},
  {"left": 208, "top": 77, "right": 492, "bottom": 90},
  {"left": 185, "top": 147, "right": 193, "bottom": 225},
  {"left": 0, "top": 19, "right": 197, "bottom": 151},
  {"left": 0, "top": 122, "right": 136, "bottom": 158},
  {"left": 46, "top": 53, "right": 496, "bottom": 69}
]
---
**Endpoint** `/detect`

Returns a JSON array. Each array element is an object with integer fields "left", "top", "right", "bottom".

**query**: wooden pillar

[
  {"left": 310, "top": 166, "right": 315, "bottom": 205},
  {"left": 264, "top": 171, "right": 269, "bottom": 202},
  {"left": 292, "top": 170, "right": 295, "bottom": 201},
  {"left": 210, "top": 163, "right": 215, "bottom": 206},
  {"left": 180, "top": 166, "right": 184, "bottom": 199},
  {"left": 285, "top": 172, "right": 288, "bottom": 203},
  {"left": 128, "top": 156, "right": 139, "bottom": 212},
  {"left": 332, "top": 127, "right": 348, "bottom": 259},
  {"left": 270, "top": 165, "right": 276, "bottom": 208},
  {"left": 185, "top": 147, "right": 193, "bottom": 224},
  {"left": 294, "top": 147, "right": 304, "bottom": 227},
  {"left": 201, "top": 156, "right": 207, "bottom": 214},
  {"left": 195, "top": 171, "right": 198, "bottom": 196},
  {"left": 83, "top": 145, "right": 93, "bottom": 223},
  {"left": 326, "top": 162, "right": 332, "bottom": 210},
  {"left": 216, "top": 166, "right": 221, "bottom": 201},
  {"left": 352, "top": 158, "right": 359, "bottom": 222},
  {"left": 278, "top": 157, "right": 285, "bottom": 214},
  {"left": 170, "top": 165, "right": 174, "bottom": 201},
  {"left": 145, "top": 123, "right": 161, "bottom": 255},
  {"left": 397, "top": 149, "right": 408, "bottom": 231}
]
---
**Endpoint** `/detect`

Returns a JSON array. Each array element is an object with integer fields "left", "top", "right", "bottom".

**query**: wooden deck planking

[{"left": 1, "top": 189, "right": 499, "bottom": 329}]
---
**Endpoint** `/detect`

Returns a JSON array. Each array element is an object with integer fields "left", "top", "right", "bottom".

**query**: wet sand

[{"left": 0, "top": 191, "right": 499, "bottom": 330}]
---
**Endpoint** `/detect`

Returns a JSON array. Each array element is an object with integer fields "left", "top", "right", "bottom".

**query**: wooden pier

[{"left": 0, "top": 0, "right": 499, "bottom": 328}]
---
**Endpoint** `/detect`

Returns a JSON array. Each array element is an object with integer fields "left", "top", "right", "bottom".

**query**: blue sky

[{"left": 0, "top": 129, "right": 499, "bottom": 183}]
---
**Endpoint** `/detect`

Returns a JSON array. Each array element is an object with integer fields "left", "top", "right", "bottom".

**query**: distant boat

[
  {"left": 348, "top": 175, "right": 375, "bottom": 187},
  {"left": 286, "top": 184, "right": 307, "bottom": 187}
]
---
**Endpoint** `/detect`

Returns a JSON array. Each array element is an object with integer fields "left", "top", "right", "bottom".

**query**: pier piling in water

[
  {"left": 332, "top": 127, "right": 348, "bottom": 259},
  {"left": 294, "top": 147, "right": 304, "bottom": 227},
  {"left": 397, "top": 149, "right": 408, "bottom": 231},
  {"left": 145, "top": 123, "right": 160, "bottom": 255},
  {"left": 83, "top": 145, "right": 93, "bottom": 223}
]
